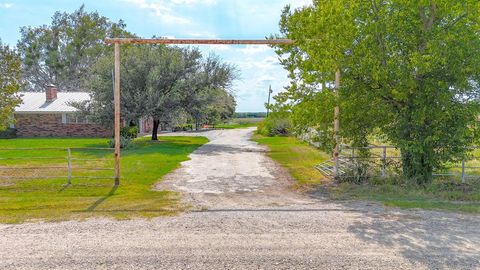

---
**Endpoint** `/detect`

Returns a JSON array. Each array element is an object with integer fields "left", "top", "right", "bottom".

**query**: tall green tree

[
  {"left": 0, "top": 41, "right": 22, "bottom": 130},
  {"left": 77, "top": 45, "right": 237, "bottom": 140},
  {"left": 275, "top": 0, "right": 480, "bottom": 184},
  {"left": 183, "top": 55, "right": 237, "bottom": 129},
  {"left": 17, "top": 5, "right": 132, "bottom": 92}
]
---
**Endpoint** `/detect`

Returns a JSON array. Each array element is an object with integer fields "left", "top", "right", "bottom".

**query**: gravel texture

[
  {"left": 1, "top": 128, "right": 479, "bottom": 269},
  {"left": 156, "top": 128, "right": 311, "bottom": 208}
]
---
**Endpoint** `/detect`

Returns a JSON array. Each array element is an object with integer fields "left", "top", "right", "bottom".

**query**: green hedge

[{"left": 0, "top": 128, "right": 17, "bottom": 139}]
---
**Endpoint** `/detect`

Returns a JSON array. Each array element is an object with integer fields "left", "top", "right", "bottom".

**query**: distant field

[
  {"left": 0, "top": 136, "right": 207, "bottom": 223},
  {"left": 215, "top": 117, "right": 264, "bottom": 129}
]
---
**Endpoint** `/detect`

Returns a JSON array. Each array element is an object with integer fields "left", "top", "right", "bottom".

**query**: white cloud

[
  {"left": 123, "top": 0, "right": 219, "bottom": 24},
  {"left": 123, "top": 0, "right": 192, "bottom": 24},
  {"left": 171, "top": 0, "right": 217, "bottom": 5},
  {"left": 289, "top": 0, "right": 311, "bottom": 9},
  {"left": 160, "top": 35, "right": 176, "bottom": 39},
  {"left": 0, "top": 3, "right": 13, "bottom": 8},
  {"left": 207, "top": 44, "right": 230, "bottom": 51},
  {"left": 188, "top": 31, "right": 217, "bottom": 38},
  {"left": 222, "top": 45, "right": 288, "bottom": 111},
  {"left": 239, "top": 45, "right": 270, "bottom": 55}
]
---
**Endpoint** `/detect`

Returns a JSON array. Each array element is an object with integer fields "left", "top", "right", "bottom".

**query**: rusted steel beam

[{"left": 105, "top": 38, "right": 294, "bottom": 45}]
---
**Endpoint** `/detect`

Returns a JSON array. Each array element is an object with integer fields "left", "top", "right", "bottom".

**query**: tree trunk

[
  {"left": 401, "top": 146, "right": 433, "bottom": 185},
  {"left": 152, "top": 119, "right": 160, "bottom": 141}
]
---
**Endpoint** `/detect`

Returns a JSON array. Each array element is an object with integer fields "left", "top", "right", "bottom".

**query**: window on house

[{"left": 62, "top": 114, "right": 89, "bottom": 124}]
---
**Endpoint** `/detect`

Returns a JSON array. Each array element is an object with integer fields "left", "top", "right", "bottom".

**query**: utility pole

[
  {"left": 266, "top": 85, "right": 273, "bottom": 117},
  {"left": 333, "top": 69, "right": 341, "bottom": 178}
]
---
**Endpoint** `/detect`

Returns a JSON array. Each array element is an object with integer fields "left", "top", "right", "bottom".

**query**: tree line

[{"left": 0, "top": 5, "right": 237, "bottom": 140}]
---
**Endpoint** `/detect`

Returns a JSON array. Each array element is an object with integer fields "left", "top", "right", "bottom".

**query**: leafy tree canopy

[
  {"left": 274, "top": 0, "right": 480, "bottom": 184},
  {"left": 0, "top": 40, "right": 22, "bottom": 130},
  {"left": 76, "top": 45, "right": 237, "bottom": 140},
  {"left": 17, "top": 4, "right": 133, "bottom": 92}
]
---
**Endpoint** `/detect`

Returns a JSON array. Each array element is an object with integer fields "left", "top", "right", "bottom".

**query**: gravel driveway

[
  {"left": 1, "top": 128, "right": 479, "bottom": 269},
  {"left": 156, "top": 128, "right": 312, "bottom": 208}
]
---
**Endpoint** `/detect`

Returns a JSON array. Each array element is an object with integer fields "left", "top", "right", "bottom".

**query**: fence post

[
  {"left": 461, "top": 159, "right": 466, "bottom": 183},
  {"left": 114, "top": 42, "right": 121, "bottom": 186},
  {"left": 67, "top": 148, "right": 72, "bottom": 185},
  {"left": 381, "top": 146, "right": 387, "bottom": 178}
]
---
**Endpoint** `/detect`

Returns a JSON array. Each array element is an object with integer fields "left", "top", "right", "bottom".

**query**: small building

[{"left": 13, "top": 85, "right": 112, "bottom": 137}]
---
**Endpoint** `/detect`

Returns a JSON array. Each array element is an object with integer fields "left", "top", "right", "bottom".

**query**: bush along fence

[
  {"left": 316, "top": 144, "right": 480, "bottom": 183},
  {"left": 0, "top": 147, "right": 115, "bottom": 185}
]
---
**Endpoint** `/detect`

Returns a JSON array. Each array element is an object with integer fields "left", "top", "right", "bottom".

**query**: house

[{"left": 13, "top": 85, "right": 112, "bottom": 137}]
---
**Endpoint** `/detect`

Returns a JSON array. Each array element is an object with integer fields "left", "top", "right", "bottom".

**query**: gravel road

[
  {"left": 156, "top": 128, "right": 312, "bottom": 208},
  {"left": 1, "top": 128, "right": 479, "bottom": 269}
]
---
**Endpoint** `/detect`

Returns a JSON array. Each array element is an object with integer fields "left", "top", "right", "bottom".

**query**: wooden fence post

[
  {"left": 461, "top": 159, "right": 466, "bottom": 183},
  {"left": 114, "top": 43, "right": 121, "bottom": 186},
  {"left": 67, "top": 148, "right": 71, "bottom": 185},
  {"left": 381, "top": 146, "right": 387, "bottom": 178},
  {"left": 333, "top": 69, "right": 341, "bottom": 177}
]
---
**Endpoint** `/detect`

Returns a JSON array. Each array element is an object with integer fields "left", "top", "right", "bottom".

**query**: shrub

[
  {"left": 120, "top": 126, "right": 138, "bottom": 139},
  {"left": 108, "top": 136, "right": 131, "bottom": 149},
  {"left": 0, "top": 128, "right": 16, "bottom": 139},
  {"left": 173, "top": 124, "right": 193, "bottom": 132},
  {"left": 259, "top": 116, "right": 291, "bottom": 136}
]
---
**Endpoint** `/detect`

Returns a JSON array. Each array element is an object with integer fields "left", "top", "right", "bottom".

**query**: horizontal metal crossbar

[
  {"left": 71, "top": 176, "right": 116, "bottom": 179},
  {"left": 0, "top": 166, "right": 67, "bottom": 170},
  {"left": 0, "top": 157, "right": 66, "bottom": 160},
  {"left": 0, "top": 166, "right": 113, "bottom": 171},
  {"left": 69, "top": 158, "right": 112, "bottom": 161},
  {"left": 340, "top": 145, "right": 397, "bottom": 150},
  {"left": 0, "top": 147, "right": 114, "bottom": 151},
  {"left": 0, "top": 176, "right": 115, "bottom": 180},
  {"left": 0, "top": 147, "right": 115, "bottom": 184},
  {"left": 0, "top": 176, "right": 68, "bottom": 180},
  {"left": 342, "top": 156, "right": 402, "bottom": 159}
]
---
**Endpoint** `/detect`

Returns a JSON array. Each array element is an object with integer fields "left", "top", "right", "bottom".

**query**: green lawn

[
  {"left": 252, "top": 134, "right": 330, "bottom": 188},
  {"left": 0, "top": 136, "right": 207, "bottom": 223},
  {"left": 254, "top": 134, "right": 480, "bottom": 213}
]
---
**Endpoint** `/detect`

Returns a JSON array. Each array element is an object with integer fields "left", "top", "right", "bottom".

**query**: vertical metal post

[
  {"left": 114, "top": 43, "right": 121, "bottom": 186},
  {"left": 67, "top": 148, "right": 71, "bottom": 185},
  {"left": 381, "top": 146, "right": 387, "bottom": 178},
  {"left": 266, "top": 85, "right": 273, "bottom": 117},
  {"left": 333, "top": 69, "right": 341, "bottom": 177},
  {"left": 461, "top": 159, "right": 466, "bottom": 183}
]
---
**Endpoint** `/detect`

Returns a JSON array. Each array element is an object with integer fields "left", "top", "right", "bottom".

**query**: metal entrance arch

[{"left": 104, "top": 38, "right": 294, "bottom": 185}]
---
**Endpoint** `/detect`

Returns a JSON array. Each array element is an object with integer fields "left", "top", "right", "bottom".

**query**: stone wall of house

[{"left": 15, "top": 114, "right": 112, "bottom": 138}]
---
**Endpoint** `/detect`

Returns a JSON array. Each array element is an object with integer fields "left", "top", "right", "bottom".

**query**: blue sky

[{"left": 0, "top": 0, "right": 310, "bottom": 112}]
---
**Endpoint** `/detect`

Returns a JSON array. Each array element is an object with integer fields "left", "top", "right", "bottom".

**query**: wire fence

[
  {"left": 0, "top": 147, "right": 115, "bottom": 186},
  {"left": 339, "top": 144, "right": 480, "bottom": 182}
]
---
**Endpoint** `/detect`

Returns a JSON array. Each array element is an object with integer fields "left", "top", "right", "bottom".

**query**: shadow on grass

[{"left": 85, "top": 185, "right": 118, "bottom": 212}]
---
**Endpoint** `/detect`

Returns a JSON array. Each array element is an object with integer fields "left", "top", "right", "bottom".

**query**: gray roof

[{"left": 15, "top": 92, "right": 90, "bottom": 114}]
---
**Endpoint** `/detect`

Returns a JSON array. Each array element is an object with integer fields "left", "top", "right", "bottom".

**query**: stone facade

[{"left": 15, "top": 113, "right": 112, "bottom": 138}]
